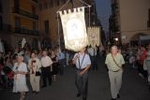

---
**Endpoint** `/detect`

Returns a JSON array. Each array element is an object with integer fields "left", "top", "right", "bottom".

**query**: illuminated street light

[{"left": 115, "top": 38, "right": 119, "bottom": 41}]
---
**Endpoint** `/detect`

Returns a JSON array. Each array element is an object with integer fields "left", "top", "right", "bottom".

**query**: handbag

[
  {"left": 35, "top": 65, "right": 41, "bottom": 76},
  {"left": 35, "top": 71, "right": 41, "bottom": 76}
]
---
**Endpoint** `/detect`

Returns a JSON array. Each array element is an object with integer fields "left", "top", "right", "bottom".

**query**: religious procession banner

[
  {"left": 87, "top": 27, "right": 101, "bottom": 47},
  {"left": 59, "top": 7, "right": 88, "bottom": 52}
]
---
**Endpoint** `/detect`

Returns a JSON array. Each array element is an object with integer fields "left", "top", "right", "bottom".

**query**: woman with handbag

[{"left": 28, "top": 52, "right": 41, "bottom": 94}]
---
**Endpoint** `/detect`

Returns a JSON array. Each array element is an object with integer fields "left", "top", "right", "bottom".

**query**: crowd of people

[
  {"left": 0, "top": 46, "right": 69, "bottom": 100},
  {"left": 0, "top": 43, "right": 150, "bottom": 100},
  {"left": 121, "top": 44, "right": 150, "bottom": 84}
]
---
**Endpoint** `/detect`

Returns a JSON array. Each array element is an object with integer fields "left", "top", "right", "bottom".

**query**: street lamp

[{"left": 115, "top": 38, "right": 118, "bottom": 41}]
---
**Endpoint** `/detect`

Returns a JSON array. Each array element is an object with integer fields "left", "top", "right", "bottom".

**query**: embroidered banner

[
  {"left": 87, "top": 27, "right": 101, "bottom": 47},
  {"left": 59, "top": 7, "right": 88, "bottom": 52}
]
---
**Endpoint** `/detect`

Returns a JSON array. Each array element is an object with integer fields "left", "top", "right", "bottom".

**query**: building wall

[
  {"left": 0, "top": 0, "right": 41, "bottom": 49},
  {"left": 119, "top": 0, "right": 150, "bottom": 44}
]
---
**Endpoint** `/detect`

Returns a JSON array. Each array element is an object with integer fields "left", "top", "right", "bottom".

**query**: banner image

[
  {"left": 87, "top": 27, "right": 101, "bottom": 47},
  {"left": 59, "top": 7, "right": 88, "bottom": 52}
]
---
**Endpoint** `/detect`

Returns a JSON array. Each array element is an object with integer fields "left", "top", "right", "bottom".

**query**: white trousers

[
  {"left": 30, "top": 74, "right": 40, "bottom": 92},
  {"left": 108, "top": 69, "right": 123, "bottom": 98}
]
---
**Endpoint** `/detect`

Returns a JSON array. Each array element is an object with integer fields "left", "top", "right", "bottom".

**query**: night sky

[{"left": 95, "top": 0, "right": 111, "bottom": 33}]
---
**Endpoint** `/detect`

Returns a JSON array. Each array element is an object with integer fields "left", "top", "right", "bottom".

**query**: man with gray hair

[
  {"left": 72, "top": 47, "right": 91, "bottom": 100},
  {"left": 105, "top": 45, "right": 125, "bottom": 100}
]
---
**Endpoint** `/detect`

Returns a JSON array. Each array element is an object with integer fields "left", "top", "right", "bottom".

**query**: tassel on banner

[
  {"left": 73, "top": 8, "right": 76, "bottom": 12},
  {"left": 59, "top": 7, "right": 85, "bottom": 16},
  {"left": 68, "top": 9, "right": 71, "bottom": 13}
]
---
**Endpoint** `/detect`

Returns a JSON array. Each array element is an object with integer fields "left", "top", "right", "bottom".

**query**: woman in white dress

[{"left": 13, "top": 55, "right": 29, "bottom": 100}]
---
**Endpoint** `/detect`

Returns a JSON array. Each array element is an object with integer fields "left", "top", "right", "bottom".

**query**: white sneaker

[{"left": 139, "top": 73, "right": 144, "bottom": 78}]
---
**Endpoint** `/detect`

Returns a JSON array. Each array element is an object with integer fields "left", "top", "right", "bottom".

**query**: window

[
  {"left": 39, "top": 4, "right": 43, "bottom": 10},
  {"left": 14, "top": 0, "right": 20, "bottom": 8},
  {"left": 148, "top": 9, "right": 150, "bottom": 28},
  {"left": 33, "top": 22, "right": 37, "bottom": 30},
  {"left": 49, "top": 0, "right": 53, "bottom": 8},
  {"left": 32, "top": 6, "right": 36, "bottom": 14},
  {"left": 0, "top": 0, "right": 2, "bottom": 13},
  {"left": 148, "top": 9, "right": 150, "bottom": 20},
  {"left": 57, "top": 0, "right": 60, "bottom": 6},
  {"left": 15, "top": 17, "right": 20, "bottom": 28},
  {"left": 54, "top": 0, "right": 59, "bottom": 6},
  {"left": 0, "top": 15, "right": 2, "bottom": 30},
  {"left": 44, "top": 20, "right": 49, "bottom": 34},
  {"left": 44, "top": 2, "right": 48, "bottom": 9},
  {"left": 63, "top": 0, "right": 66, "bottom": 3}
]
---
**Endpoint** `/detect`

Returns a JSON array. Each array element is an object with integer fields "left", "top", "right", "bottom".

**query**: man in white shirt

[
  {"left": 73, "top": 47, "right": 91, "bottom": 100},
  {"left": 41, "top": 51, "right": 53, "bottom": 88}
]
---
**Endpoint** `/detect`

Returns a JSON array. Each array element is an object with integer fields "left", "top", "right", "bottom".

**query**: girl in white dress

[{"left": 13, "top": 55, "right": 29, "bottom": 100}]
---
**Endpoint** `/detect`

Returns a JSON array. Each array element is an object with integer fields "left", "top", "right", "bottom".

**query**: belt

[
  {"left": 43, "top": 66, "right": 50, "bottom": 68},
  {"left": 76, "top": 68, "right": 85, "bottom": 71},
  {"left": 110, "top": 69, "right": 121, "bottom": 72}
]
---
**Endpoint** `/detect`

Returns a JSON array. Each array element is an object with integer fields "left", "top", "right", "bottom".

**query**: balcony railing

[
  {"left": 13, "top": 27, "right": 39, "bottom": 35},
  {"left": 32, "top": 0, "right": 38, "bottom": 3},
  {"left": 0, "top": 23, "right": 12, "bottom": 31},
  {"left": 0, "top": 23, "right": 40, "bottom": 36},
  {"left": 13, "top": 8, "right": 38, "bottom": 20}
]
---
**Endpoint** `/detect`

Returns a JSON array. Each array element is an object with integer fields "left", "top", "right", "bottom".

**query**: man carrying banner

[{"left": 72, "top": 47, "right": 91, "bottom": 100}]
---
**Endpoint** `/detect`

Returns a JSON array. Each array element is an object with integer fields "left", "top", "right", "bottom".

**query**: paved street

[{"left": 0, "top": 57, "right": 150, "bottom": 100}]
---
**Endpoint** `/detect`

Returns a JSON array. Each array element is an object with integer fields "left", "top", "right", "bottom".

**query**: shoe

[
  {"left": 76, "top": 93, "right": 81, "bottom": 97},
  {"left": 139, "top": 73, "right": 144, "bottom": 78},
  {"left": 32, "top": 91, "right": 35, "bottom": 93},
  {"left": 82, "top": 97, "right": 86, "bottom": 100},
  {"left": 41, "top": 85, "right": 46, "bottom": 88},
  {"left": 111, "top": 98, "right": 116, "bottom": 100},
  {"left": 117, "top": 94, "right": 120, "bottom": 98},
  {"left": 49, "top": 83, "right": 52, "bottom": 86}
]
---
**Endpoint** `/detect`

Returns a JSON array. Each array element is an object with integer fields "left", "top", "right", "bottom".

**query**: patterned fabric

[
  {"left": 87, "top": 27, "right": 101, "bottom": 48},
  {"left": 59, "top": 7, "right": 88, "bottom": 52}
]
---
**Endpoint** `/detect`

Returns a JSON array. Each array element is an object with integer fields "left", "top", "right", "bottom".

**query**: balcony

[
  {"left": 0, "top": 23, "right": 40, "bottom": 36},
  {"left": 0, "top": 23, "right": 12, "bottom": 32},
  {"left": 148, "top": 20, "right": 150, "bottom": 28},
  {"left": 13, "top": 27, "right": 39, "bottom": 36},
  {"left": 13, "top": 8, "right": 38, "bottom": 20},
  {"left": 32, "top": 0, "right": 38, "bottom": 3}
]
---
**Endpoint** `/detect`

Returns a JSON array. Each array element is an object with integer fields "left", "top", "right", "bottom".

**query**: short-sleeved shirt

[
  {"left": 41, "top": 56, "right": 53, "bottom": 67},
  {"left": 73, "top": 53, "right": 91, "bottom": 69},
  {"left": 105, "top": 53, "right": 125, "bottom": 71}
]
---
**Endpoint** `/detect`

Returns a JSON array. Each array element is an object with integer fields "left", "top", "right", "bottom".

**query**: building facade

[
  {"left": 0, "top": 0, "right": 100, "bottom": 51},
  {"left": 0, "top": 0, "right": 42, "bottom": 50},
  {"left": 110, "top": 0, "right": 150, "bottom": 45},
  {"left": 38, "top": 0, "right": 99, "bottom": 47}
]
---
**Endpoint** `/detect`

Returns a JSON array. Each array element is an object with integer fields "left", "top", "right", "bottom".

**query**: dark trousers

[
  {"left": 58, "top": 59, "right": 65, "bottom": 75},
  {"left": 42, "top": 67, "right": 52, "bottom": 86},
  {"left": 75, "top": 70, "right": 88, "bottom": 99},
  {"left": 90, "top": 55, "right": 98, "bottom": 70},
  {"left": 137, "top": 62, "right": 147, "bottom": 78}
]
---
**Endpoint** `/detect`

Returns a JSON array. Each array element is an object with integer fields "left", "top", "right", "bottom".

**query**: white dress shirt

[
  {"left": 73, "top": 53, "right": 91, "bottom": 69},
  {"left": 41, "top": 56, "right": 53, "bottom": 67},
  {"left": 87, "top": 47, "right": 97, "bottom": 56}
]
